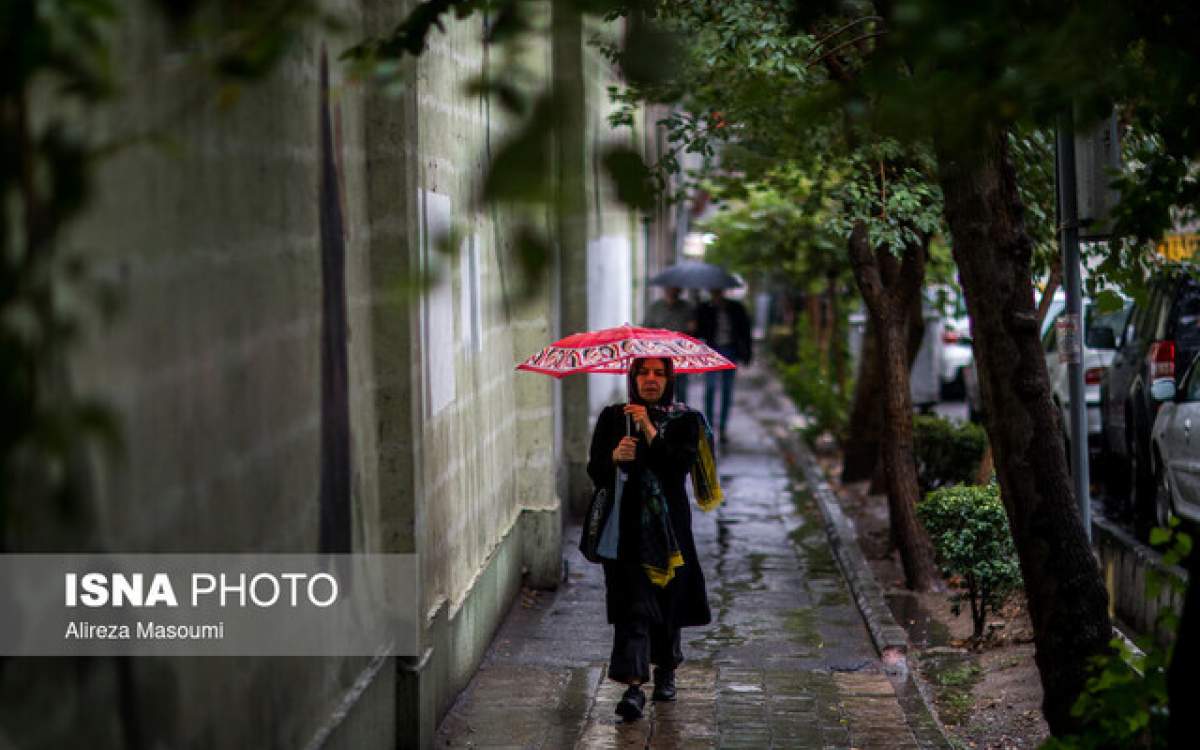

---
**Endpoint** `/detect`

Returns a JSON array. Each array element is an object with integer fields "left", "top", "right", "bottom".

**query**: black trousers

[{"left": 607, "top": 620, "right": 683, "bottom": 684}]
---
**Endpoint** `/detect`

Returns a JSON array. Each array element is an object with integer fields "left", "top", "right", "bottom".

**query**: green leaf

[
  {"left": 1093, "top": 289, "right": 1126, "bottom": 314},
  {"left": 602, "top": 147, "right": 657, "bottom": 211}
]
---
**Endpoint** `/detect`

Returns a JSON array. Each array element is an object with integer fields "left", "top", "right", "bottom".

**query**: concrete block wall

[
  {"left": 1093, "top": 516, "right": 1188, "bottom": 647},
  {"left": 0, "top": 2, "right": 404, "bottom": 747},
  {"left": 0, "top": 2, "right": 648, "bottom": 748},
  {"left": 583, "top": 17, "right": 643, "bottom": 419},
  {"left": 398, "top": 12, "right": 558, "bottom": 743},
  {"left": 66, "top": 19, "right": 347, "bottom": 558}
]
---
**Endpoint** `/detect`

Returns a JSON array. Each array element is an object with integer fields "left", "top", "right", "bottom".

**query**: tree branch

[
  {"left": 806, "top": 31, "right": 888, "bottom": 69},
  {"left": 897, "top": 233, "right": 928, "bottom": 302},
  {"left": 809, "top": 16, "right": 883, "bottom": 51}
]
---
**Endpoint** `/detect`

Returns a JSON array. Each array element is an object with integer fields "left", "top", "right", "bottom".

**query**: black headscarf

[{"left": 627, "top": 356, "right": 676, "bottom": 407}]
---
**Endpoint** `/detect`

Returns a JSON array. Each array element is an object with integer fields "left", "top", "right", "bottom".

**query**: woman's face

[{"left": 635, "top": 358, "right": 668, "bottom": 403}]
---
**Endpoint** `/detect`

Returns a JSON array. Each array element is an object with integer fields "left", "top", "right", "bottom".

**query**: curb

[
  {"left": 786, "top": 437, "right": 911, "bottom": 659},
  {"left": 747, "top": 370, "right": 910, "bottom": 659},
  {"left": 745, "top": 367, "right": 953, "bottom": 749},
  {"left": 777, "top": 432, "right": 954, "bottom": 750}
]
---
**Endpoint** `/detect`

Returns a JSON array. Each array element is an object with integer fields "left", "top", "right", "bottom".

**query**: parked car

[
  {"left": 963, "top": 293, "right": 1130, "bottom": 440},
  {"left": 845, "top": 303, "right": 944, "bottom": 409},
  {"left": 1100, "top": 271, "right": 1200, "bottom": 537},
  {"left": 962, "top": 291, "right": 1060, "bottom": 423},
  {"left": 940, "top": 315, "right": 973, "bottom": 399},
  {"left": 911, "top": 303, "right": 943, "bottom": 409},
  {"left": 1150, "top": 353, "right": 1200, "bottom": 525},
  {"left": 963, "top": 353, "right": 983, "bottom": 422},
  {"left": 1040, "top": 296, "right": 1132, "bottom": 460}
]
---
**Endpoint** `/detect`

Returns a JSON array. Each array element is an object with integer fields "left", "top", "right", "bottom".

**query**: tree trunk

[
  {"left": 827, "top": 273, "right": 847, "bottom": 394},
  {"left": 871, "top": 282, "right": 929, "bottom": 496},
  {"left": 820, "top": 293, "right": 833, "bottom": 363},
  {"left": 806, "top": 294, "right": 824, "bottom": 345},
  {"left": 842, "top": 316, "right": 883, "bottom": 481},
  {"left": 846, "top": 222, "right": 941, "bottom": 591},
  {"left": 934, "top": 129, "right": 1111, "bottom": 734},
  {"left": 976, "top": 266, "right": 1061, "bottom": 485},
  {"left": 843, "top": 273, "right": 926, "bottom": 484}
]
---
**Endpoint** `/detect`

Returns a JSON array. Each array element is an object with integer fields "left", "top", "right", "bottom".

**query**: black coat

[
  {"left": 695, "top": 299, "right": 753, "bottom": 363},
  {"left": 587, "top": 403, "right": 712, "bottom": 628}
]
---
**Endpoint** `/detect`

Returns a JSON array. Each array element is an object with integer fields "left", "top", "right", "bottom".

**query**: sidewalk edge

[
  {"left": 786, "top": 437, "right": 909, "bottom": 656},
  {"left": 777, "top": 431, "right": 953, "bottom": 750}
]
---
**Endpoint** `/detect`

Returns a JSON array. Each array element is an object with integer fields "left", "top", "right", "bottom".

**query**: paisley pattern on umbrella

[{"left": 516, "top": 325, "right": 735, "bottom": 378}]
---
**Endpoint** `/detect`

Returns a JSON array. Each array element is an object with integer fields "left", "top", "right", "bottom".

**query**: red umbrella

[{"left": 516, "top": 324, "right": 736, "bottom": 378}]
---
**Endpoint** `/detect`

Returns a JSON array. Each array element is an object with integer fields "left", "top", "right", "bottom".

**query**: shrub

[
  {"left": 912, "top": 414, "right": 988, "bottom": 494},
  {"left": 917, "top": 483, "right": 1022, "bottom": 640},
  {"left": 774, "top": 327, "right": 852, "bottom": 442}
]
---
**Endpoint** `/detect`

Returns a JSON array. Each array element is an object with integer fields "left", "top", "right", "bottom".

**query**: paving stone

[{"left": 435, "top": 365, "right": 946, "bottom": 748}]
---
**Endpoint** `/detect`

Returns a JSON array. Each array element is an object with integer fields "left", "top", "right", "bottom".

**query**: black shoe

[
  {"left": 615, "top": 685, "right": 646, "bottom": 720},
  {"left": 652, "top": 667, "right": 677, "bottom": 702}
]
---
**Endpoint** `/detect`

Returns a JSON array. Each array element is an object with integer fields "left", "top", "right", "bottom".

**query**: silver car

[
  {"left": 1041, "top": 297, "right": 1131, "bottom": 457},
  {"left": 1150, "top": 354, "right": 1200, "bottom": 525}
]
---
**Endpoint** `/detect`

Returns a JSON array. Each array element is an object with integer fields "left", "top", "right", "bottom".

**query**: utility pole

[{"left": 1055, "top": 110, "right": 1091, "bottom": 543}]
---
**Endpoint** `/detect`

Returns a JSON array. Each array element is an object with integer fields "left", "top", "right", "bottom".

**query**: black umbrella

[{"left": 649, "top": 261, "right": 742, "bottom": 290}]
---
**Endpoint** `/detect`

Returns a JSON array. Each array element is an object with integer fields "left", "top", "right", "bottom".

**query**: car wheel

[
  {"left": 1131, "top": 442, "right": 1157, "bottom": 542},
  {"left": 1101, "top": 448, "right": 1131, "bottom": 519},
  {"left": 940, "top": 370, "right": 965, "bottom": 400},
  {"left": 967, "top": 401, "right": 983, "bottom": 424},
  {"left": 1154, "top": 462, "right": 1176, "bottom": 531}
]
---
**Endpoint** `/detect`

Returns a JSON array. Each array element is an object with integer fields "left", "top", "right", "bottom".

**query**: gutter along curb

[
  {"left": 776, "top": 430, "right": 953, "bottom": 750},
  {"left": 748, "top": 366, "right": 952, "bottom": 749},
  {"left": 785, "top": 438, "right": 911, "bottom": 659}
]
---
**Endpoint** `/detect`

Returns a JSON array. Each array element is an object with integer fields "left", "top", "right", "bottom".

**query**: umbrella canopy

[
  {"left": 649, "top": 261, "right": 741, "bottom": 290},
  {"left": 516, "top": 324, "right": 736, "bottom": 378}
]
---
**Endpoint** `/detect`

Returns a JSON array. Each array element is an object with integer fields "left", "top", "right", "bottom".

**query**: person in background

[
  {"left": 696, "top": 287, "right": 752, "bottom": 443},
  {"left": 643, "top": 286, "right": 696, "bottom": 401}
]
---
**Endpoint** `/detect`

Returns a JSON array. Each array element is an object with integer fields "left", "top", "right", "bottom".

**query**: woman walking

[{"left": 587, "top": 356, "right": 717, "bottom": 721}]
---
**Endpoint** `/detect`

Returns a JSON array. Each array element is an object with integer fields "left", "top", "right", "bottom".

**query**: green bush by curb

[{"left": 917, "top": 483, "right": 1022, "bottom": 641}]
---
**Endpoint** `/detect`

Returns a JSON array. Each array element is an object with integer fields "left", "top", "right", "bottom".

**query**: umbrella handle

[{"left": 626, "top": 413, "right": 632, "bottom": 437}]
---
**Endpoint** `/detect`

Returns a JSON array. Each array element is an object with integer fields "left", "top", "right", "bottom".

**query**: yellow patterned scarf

[{"left": 692, "top": 412, "right": 723, "bottom": 513}]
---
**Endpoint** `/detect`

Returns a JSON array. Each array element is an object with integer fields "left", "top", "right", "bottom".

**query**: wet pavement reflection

[{"left": 435, "top": 365, "right": 944, "bottom": 748}]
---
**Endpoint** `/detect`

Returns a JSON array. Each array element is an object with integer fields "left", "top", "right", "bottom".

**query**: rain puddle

[
  {"left": 921, "top": 652, "right": 982, "bottom": 726},
  {"left": 885, "top": 592, "right": 952, "bottom": 650},
  {"left": 887, "top": 592, "right": 982, "bottom": 727},
  {"left": 782, "top": 608, "right": 823, "bottom": 649},
  {"left": 690, "top": 623, "right": 747, "bottom": 651}
]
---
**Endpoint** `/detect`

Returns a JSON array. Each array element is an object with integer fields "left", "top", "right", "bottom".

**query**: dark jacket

[
  {"left": 696, "top": 299, "right": 753, "bottom": 363},
  {"left": 587, "top": 403, "right": 712, "bottom": 628}
]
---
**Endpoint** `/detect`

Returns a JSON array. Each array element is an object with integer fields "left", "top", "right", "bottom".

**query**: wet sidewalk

[{"left": 435, "top": 365, "right": 945, "bottom": 748}]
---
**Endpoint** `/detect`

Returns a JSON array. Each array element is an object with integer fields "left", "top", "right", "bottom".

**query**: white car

[
  {"left": 1040, "top": 297, "right": 1131, "bottom": 458},
  {"left": 964, "top": 295, "right": 1130, "bottom": 444},
  {"left": 940, "top": 315, "right": 973, "bottom": 398},
  {"left": 1150, "top": 354, "right": 1200, "bottom": 524}
]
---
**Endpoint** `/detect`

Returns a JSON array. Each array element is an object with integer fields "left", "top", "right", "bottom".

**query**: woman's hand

[
  {"left": 612, "top": 436, "right": 638, "bottom": 463},
  {"left": 623, "top": 404, "right": 658, "bottom": 442}
]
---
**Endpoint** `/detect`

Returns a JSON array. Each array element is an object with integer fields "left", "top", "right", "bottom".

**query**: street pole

[{"left": 1056, "top": 109, "right": 1092, "bottom": 543}]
